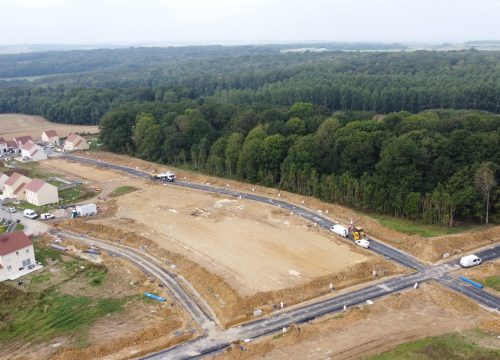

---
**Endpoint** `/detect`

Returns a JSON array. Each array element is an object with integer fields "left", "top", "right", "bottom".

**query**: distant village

[{"left": 0, "top": 130, "right": 90, "bottom": 206}]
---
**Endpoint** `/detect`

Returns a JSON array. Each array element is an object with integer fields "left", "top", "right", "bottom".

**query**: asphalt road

[
  {"left": 64, "top": 155, "right": 425, "bottom": 270},
  {"left": 438, "top": 274, "right": 500, "bottom": 311},
  {"left": 0, "top": 205, "right": 48, "bottom": 235},
  {"left": 58, "top": 230, "right": 218, "bottom": 333},
  {"left": 62, "top": 154, "right": 500, "bottom": 359}
]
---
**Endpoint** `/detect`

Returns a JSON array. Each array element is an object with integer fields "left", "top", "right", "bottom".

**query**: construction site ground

[
  {"left": 211, "top": 282, "right": 500, "bottom": 360},
  {"left": 457, "top": 259, "right": 500, "bottom": 295},
  {"left": 0, "top": 113, "right": 99, "bottom": 140},
  {"left": 0, "top": 236, "right": 191, "bottom": 360},
  {"left": 40, "top": 158, "right": 404, "bottom": 326},
  {"left": 74, "top": 151, "right": 500, "bottom": 263}
]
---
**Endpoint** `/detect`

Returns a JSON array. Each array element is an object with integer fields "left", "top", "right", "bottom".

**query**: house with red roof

[
  {"left": 41, "top": 129, "right": 59, "bottom": 145},
  {"left": 13, "top": 135, "right": 34, "bottom": 148},
  {"left": 25, "top": 178, "right": 59, "bottom": 206},
  {"left": 0, "top": 231, "right": 37, "bottom": 281},
  {"left": 6, "top": 140, "right": 20, "bottom": 154},
  {"left": 3, "top": 172, "right": 32, "bottom": 200},
  {"left": 21, "top": 140, "right": 47, "bottom": 161},
  {"left": 64, "top": 133, "right": 89, "bottom": 151}
]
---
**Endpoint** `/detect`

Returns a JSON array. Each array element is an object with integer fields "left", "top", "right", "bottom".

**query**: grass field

[
  {"left": 365, "top": 213, "right": 483, "bottom": 238},
  {"left": 474, "top": 275, "right": 500, "bottom": 292},
  {"left": 0, "top": 243, "right": 121, "bottom": 343},
  {"left": 109, "top": 185, "right": 139, "bottom": 197},
  {"left": 0, "top": 285, "right": 123, "bottom": 342},
  {"left": 367, "top": 331, "right": 500, "bottom": 360}
]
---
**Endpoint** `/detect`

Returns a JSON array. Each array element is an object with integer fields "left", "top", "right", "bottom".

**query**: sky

[{"left": 1, "top": 0, "right": 499, "bottom": 45}]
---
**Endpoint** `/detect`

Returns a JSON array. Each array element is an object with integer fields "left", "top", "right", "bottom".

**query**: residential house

[
  {"left": 41, "top": 129, "right": 59, "bottom": 145},
  {"left": 64, "top": 133, "right": 89, "bottom": 151},
  {"left": 0, "top": 231, "right": 36, "bottom": 281},
  {"left": 0, "top": 137, "right": 7, "bottom": 154},
  {"left": 21, "top": 140, "right": 47, "bottom": 161},
  {"left": 6, "top": 140, "right": 20, "bottom": 154},
  {"left": 0, "top": 173, "right": 9, "bottom": 192},
  {"left": 3, "top": 172, "right": 31, "bottom": 200},
  {"left": 25, "top": 178, "right": 59, "bottom": 206},
  {"left": 13, "top": 135, "right": 34, "bottom": 148}
]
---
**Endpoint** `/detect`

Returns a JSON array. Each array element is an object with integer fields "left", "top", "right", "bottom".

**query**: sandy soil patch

[
  {"left": 0, "top": 114, "right": 99, "bottom": 140},
  {"left": 76, "top": 151, "right": 500, "bottom": 263},
  {"left": 42, "top": 158, "right": 403, "bottom": 326},
  {"left": 42, "top": 158, "right": 372, "bottom": 295},
  {"left": 213, "top": 282, "right": 500, "bottom": 360}
]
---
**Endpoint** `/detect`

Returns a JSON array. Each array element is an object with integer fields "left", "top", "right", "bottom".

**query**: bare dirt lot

[
  {"left": 75, "top": 151, "right": 500, "bottom": 263},
  {"left": 212, "top": 282, "right": 500, "bottom": 360},
  {"left": 0, "top": 114, "right": 99, "bottom": 140},
  {"left": 41, "top": 158, "right": 403, "bottom": 326}
]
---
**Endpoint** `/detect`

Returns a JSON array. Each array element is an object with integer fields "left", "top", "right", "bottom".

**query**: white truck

[
  {"left": 152, "top": 171, "right": 176, "bottom": 182},
  {"left": 459, "top": 254, "right": 482, "bottom": 268},
  {"left": 74, "top": 203, "right": 97, "bottom": 217},
  {"left": 330, "top": 224, "right": 349, "bottom": 238}
]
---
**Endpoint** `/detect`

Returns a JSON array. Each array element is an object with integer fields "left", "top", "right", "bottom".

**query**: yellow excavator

[{"left": 352, "top": 226, "right": 366, "bottom": 241}]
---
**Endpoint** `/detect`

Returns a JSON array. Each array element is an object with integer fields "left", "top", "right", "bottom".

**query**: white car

[
  {"left": 6, "top": 207, "right": 17, "bottom": 213},
  {"left": 23, "top": 209, "right": 38, "bottom": 219},
  {"left": 40, "top": 213, "right": 55, "bottom": 220},
  {"left": 355, "top": 239, "right": 370, "bottom": 248}
]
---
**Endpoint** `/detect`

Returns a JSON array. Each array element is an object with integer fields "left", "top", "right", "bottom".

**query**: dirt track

[{"left": 0, "top": 114, "right": 99, "bottom": 140}]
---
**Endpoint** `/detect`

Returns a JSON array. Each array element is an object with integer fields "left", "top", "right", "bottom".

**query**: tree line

[
  {"left": 100, "top": 101, "right": 500, "bottom": 225},
  {"left": 0, "top": 45, "right": 499, "bottom": 224},
  {"left": 1, "top": 48, "right": 499, "bottom": 125}
]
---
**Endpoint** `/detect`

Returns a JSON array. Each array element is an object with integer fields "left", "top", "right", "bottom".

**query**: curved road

[
  {"left": 58, "top": 230, "right": 218, "bottom": 333},
  {"left": 62, "top": 155, "right": 500, "bottom": 359}
]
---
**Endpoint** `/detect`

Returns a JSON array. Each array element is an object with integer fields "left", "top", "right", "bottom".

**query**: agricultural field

[
  {"left": 0, "top": 114, "right": 98, "bottom": 140},
  {"left": 0, "top": 237, "right": 190, "bottom": 360}
]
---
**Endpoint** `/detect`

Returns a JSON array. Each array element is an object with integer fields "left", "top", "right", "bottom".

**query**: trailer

[
  {"left": 330, "top": 224, "right": 349, "bottom": 238},
  {"left": 74, "top": 203, "right": 97, "bottom": 217}
]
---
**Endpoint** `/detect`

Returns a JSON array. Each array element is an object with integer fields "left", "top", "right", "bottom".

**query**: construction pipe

[{"left": 459, "top": 276, "right": 484, "bottom": 289}]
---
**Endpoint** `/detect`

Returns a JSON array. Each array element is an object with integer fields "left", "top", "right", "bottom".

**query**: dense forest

[{"left": 0, "top": 45, "right": 499, "bottom": 224}]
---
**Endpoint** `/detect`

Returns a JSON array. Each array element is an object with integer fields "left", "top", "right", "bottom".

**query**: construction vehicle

[
  {"left": 330, "top": 224, "right": 349, "bottom": 237},
  {"left": 151, "top": 170, "right": 176, "bottom": 182},
  {"left": 352, "top": 226, "right": 366, "bottom": 241}
]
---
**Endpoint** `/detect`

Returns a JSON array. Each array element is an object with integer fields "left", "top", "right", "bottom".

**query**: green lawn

[
  {"left": 0, "top": 243, "right": 122, "bottom": 343},
  {"left": 475, "top": 275, "right": 500, "bottom": 292},
  {"left": 33, "top": 243, "right": 62, "bottom": 266},
  {"left": 109, "top": 185, "right": 139, "bottom": 197},
  {"left": 0, "top": 285, "right": 123, "bottom": 342},
  {"left": 15, "top": 223, "right": 25, "bottom": 231},
  {"left": 364, "top": 213, "right": 483, "bottom": 238},
  {"left": 366, "top": 332, "right": 500, "bottom": 360}
]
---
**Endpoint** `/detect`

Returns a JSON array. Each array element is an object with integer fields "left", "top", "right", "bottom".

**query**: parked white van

[
  {"left": 23, "top": 209, "right": 38, "bottom": 219},
  {"left": 459, "top": 254, "right": 482, "bottom": 268}
]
